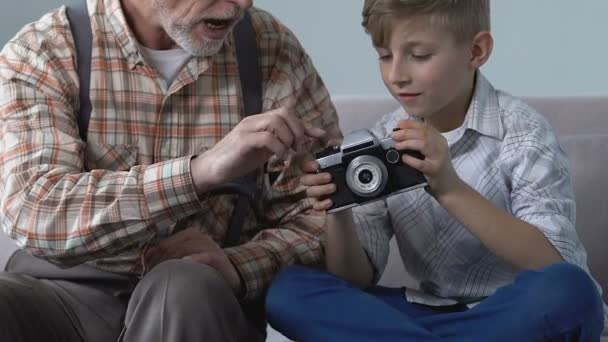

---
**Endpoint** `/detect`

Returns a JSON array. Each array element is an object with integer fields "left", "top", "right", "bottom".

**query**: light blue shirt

[{"left": 353, "top": 74, "right": 607, "bottom": 327}]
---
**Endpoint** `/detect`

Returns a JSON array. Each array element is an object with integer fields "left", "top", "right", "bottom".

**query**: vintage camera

[{"left": 315, "top": 129, "right": 427, "bottom": 213}]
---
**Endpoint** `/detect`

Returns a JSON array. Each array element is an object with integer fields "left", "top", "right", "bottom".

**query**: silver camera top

[
  {"left": 316, "top": 129, "right": 380, "bottom": 169},
  {"left": 379, "top": 135, "right": 397, "bottom": 151},
  {"left": 341, "top": 129, "right": 378, "bottom": 152}
]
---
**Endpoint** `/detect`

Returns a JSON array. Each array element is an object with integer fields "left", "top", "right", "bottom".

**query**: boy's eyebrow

[
  {"left": 374, "top": 41, "right": 432, "bottom": 50},
  {"left": 400, "top": 40, "right": 434, "bottom": 49}
]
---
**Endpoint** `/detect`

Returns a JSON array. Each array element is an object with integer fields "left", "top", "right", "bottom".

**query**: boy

[{"left": 265, "top": 0, "right": 607, "bottom": 341}]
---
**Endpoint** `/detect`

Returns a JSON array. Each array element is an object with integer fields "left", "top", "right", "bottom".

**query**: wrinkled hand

[
  {"left": 191, "top": 106, "right": 326, "bottom": 193},
  {"left": 391, "top": 119, "right": 461, "bottom": 197},
  {"left": 300, "top": 160, "right": 337, "bottom": 212},
  {"left": 144, "top": 224, "right": 242, "bottom": 293}
]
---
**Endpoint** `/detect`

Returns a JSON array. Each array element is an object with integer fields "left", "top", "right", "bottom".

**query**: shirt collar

[{"left": 462, "top": 72, "right": 505, "bottom": 140}]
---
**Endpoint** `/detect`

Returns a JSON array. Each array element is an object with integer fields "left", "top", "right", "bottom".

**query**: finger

[
  {"left": 251, "top": 131, "right": 290, "bottom": 160},
  {"left": 305, "top": 183, "right": 336, "bottom": 198},
  {"left": 162, "top": 242, "right": 206, "bottom": 260},
  {"left": 402, "top": 154, "right": 426, "bottom": 172},
  {"left": 144, "top": 247, "right": 164, "bottom": 269},
  {"left": 255, "top": 116, "right": 295, "bottom": 150},
  {"left": 297, "top": 123, "right": 327, "bottom": 154},
  {"left": 391, "top": 128, "right": 425, "bottom": 142},
  {"left": 394, "top": 139, "right": 428, "bottom": 156},
  {"left": 276, "top": 107, "right": 305, "bottom": 143},
  {"left": 144, "top": 246, "right": 154, "bottom": 262},
  {"left": 396, "top": 119, "right": 424, "bottom": 131},
  {"left": 274, "top": 122, "right": 296, "bottom": 150},
  {"left": 301, "top": 172, "right": 331, "bottom": 186},
  {"left": 195, "top": 234, "right": 221, "bottom": 250},
  {"left": 303, "top": 122, "right": 326, "bottom": 139},
  {"left": 146, "top": 240, "right": 212, "bottom": 268},
  {"left": 175, "top": 221, "right": 203, "bottom": 232},
  {"left": 300, "top": 160, "right": 320, "bottom": 173},
  {"left": 150, "top": 225, "right": 208, "bottom": 264},
  {"left": 184, "top": 253, "right": 216, "bottom": 267},
  {"left": 155, "top": 226, "right": 196, "bottom": 251},
  {"left": 312, "top": 198, "right": 333, "bottom": 211},
  {"left": 145, "top": 246, "right": 180, "bottom": 269}
]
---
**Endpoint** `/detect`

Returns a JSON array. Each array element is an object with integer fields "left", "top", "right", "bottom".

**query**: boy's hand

[
  {"left": 302, "top": 161, "right": 372, "bottom": 288},
  {"left": 392, "top": 119, "right": 462, "bottom": 197},
  {"left": 300, "top": 160, "right": 336, "bottom": 211}
]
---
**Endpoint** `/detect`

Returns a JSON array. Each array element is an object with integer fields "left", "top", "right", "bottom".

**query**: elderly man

[{"left": 0, "top": 0, "right": 340, "bottom": 341}]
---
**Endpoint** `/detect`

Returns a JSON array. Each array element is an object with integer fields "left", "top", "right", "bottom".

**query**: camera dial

[{"left": 385, "top": 149, "right": 401, "bottom": 164}]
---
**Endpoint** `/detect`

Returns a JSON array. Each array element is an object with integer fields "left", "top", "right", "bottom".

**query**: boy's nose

[{"left": 388, "top": 66, "right": 411, "bottom": 86}]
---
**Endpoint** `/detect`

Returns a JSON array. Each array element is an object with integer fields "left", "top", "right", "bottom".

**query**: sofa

[
  {"left": 0, "top": 95, "right": 606, "bottom": 340},
  {"left": 268, "top": 95, "right": 608, "bottom": 341}
]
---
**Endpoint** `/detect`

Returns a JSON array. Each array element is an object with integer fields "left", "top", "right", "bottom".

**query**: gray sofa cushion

[{"left": 557, "top": 134, "right": 608, "bottom": 298}]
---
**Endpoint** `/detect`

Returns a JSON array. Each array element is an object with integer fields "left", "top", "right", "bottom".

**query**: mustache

[
  {"left": 171, "top": 8, "right": 243, "bottom": 33},
  {"left": 199, "top": 7, "right": 244, "bottom": 23}
]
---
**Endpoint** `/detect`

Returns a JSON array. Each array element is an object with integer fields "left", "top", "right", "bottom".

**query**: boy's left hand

[{"left": 392, "top": 119, "right": 462, "bottom": 197}]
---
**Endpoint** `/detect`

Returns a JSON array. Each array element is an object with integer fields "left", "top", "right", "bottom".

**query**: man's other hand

[{"left": 144, "top": 224, "right": 243, "bottom": 293}]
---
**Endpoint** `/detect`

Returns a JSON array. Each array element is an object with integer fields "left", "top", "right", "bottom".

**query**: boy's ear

[{"left": 469, "top": 31, "right": 493, "bottom": 68}]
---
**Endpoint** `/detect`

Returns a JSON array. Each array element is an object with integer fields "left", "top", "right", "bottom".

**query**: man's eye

[{"left": 378, "top": 55, "right": 392, "bottom": 62}]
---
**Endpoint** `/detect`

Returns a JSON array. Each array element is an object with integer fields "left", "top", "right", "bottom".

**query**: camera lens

[
  {"left": 345, "top": 155, "right": 389, "bottom": 198},
  {"left": 358, "top": 169, "right": 374, "bottom": 184}
]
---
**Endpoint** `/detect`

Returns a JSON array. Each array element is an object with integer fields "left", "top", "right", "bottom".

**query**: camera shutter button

[{"left": 386, "top": 149, "right": 401, "bottom": 164}]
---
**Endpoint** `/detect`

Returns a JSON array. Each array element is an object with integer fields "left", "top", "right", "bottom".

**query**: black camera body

[{"left": 315, "top": 129, "right": 427, "bottom": 213}]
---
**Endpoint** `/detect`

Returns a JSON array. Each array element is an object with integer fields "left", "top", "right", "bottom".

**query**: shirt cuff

[
  {"left": 142, "top": 156, "right": 203, "bottom": 225},
  {"left": 224, "top": 244, "right": 271, "bottom": 301}
]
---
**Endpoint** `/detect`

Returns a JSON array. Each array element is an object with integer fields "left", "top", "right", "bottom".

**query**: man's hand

[
  {"left": 144, "top": 225, "right": 243, "bottom": 293},
  {"left": 191, "top": 106, "right": 326, "bottom": 195},
  {"left": 392, "top": 119, "right": 462, "bottom": 197}
]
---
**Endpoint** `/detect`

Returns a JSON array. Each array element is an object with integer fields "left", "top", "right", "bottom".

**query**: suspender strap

[
  {"left": 66, "top": 1, "right": 262, "bottom": 248},
  {"left": 233, "top": 11, "right": 263, "bottom": 120},
  {"left": 223, "top": 11, "right": 262, "bottom": 247},
  {"left": 65, "top": 0, "right": 93, "bottom": 142}
]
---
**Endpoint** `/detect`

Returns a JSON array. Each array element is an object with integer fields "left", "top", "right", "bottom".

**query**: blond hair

[{"left": 362, "top": 0, "right": 490, "bottom": 47}]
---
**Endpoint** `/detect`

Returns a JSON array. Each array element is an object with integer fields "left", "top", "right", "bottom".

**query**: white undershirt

[
  {"left": 441, "top": 122, "right": 467, "bottom": 146},
  {"left": 137, "top": 44, "right": 192, "bottom": 86}
]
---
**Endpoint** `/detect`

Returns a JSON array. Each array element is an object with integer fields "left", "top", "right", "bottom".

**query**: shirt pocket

[{"left": 85, "top": 143, "right": 139, "bottom": 171}]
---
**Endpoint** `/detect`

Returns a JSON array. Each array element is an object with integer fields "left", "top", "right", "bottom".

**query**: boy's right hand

[{"left": 300, "top": 160, "right": 337, "bottom": 212}]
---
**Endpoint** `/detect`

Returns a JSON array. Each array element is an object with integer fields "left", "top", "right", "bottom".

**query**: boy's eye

[
  {"left": 378, "top": 54, "right": 392, "bottom": 62},
  {"left": 411, "top": 53, "right": 432, "bottom": 61}
]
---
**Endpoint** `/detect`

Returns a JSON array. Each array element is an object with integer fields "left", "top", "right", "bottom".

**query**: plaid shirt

[{"left": 0, "top": 0, "right": 340, "bottom": 300}]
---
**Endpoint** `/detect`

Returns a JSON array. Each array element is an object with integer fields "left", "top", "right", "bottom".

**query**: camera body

[{"left": 315, "top": 129, "right": 427, "bottom": 213}]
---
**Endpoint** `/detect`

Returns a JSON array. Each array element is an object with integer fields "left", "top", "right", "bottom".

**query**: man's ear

[{"left": 469, "top": 31, "right": 493, "bottom": 68}]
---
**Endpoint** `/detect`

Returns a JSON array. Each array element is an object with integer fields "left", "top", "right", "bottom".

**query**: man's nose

[{"left": 234, "top": 0, "right": 253, "bottom": 10}]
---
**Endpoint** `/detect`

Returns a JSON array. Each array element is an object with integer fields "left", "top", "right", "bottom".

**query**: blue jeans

[{"left": 266, "top": 262, "right": 604, "bottom": 341}]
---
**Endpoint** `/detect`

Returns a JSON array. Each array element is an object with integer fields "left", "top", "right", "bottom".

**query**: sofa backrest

[
  {"left": 0, "top": 95, "right": 605, "bottom": 302},
  {"left": 332, "top": 95, "right": 608, "bottom": 302}
]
